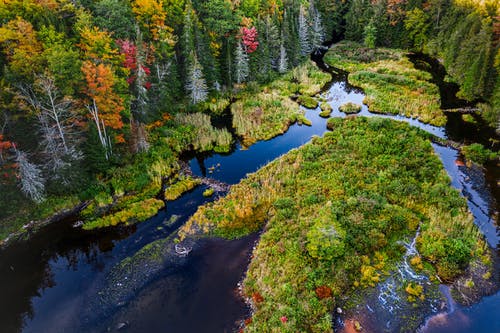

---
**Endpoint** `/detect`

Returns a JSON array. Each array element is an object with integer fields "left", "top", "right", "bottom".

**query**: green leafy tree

[
  {"left": 404, "top": 8, "right": 430, "bottom": 51},
  {"left": 363, "top": 21, "right": 377, "bottom": 48}
]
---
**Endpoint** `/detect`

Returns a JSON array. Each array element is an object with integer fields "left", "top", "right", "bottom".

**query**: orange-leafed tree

[
  {"left": 81, "top": 60, "right": 125, "bottom": 159},
  {"left": 0, "top": 17, "right": 43, "bottom": 76}
]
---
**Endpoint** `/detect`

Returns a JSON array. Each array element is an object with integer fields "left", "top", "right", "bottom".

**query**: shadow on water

[{"left": 0, "top": 42, "right": 498, "bottom": 333}]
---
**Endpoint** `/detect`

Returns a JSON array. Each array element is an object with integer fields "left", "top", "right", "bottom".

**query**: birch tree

[{"left": 81, "top": 61, "right": 125, "bottom": 159}]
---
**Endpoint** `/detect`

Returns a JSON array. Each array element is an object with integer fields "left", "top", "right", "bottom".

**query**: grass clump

[
  {"left": 461, "top": 114, "right": 477, "bottom": 124},
  {"left": 461, "top": 143, "right": 499, "bottom": 165},
  {"left": 324, "top": 41, "right": 445, "bottom": 126},
  {"left": 339, "top": 102, "right": 362, "bottom": 114},
  {"left": 165, "top": 177, "right": 202, "bottom": 201},
  {"left": 231, "top": 92, "right": 302, "bottom": 146},
  {"left": 405, "top": 282, "right": 425, "bottom": 302},
  {"left": 203, "top": 188, "right": 215, "bottom": 197},
  {"left": 82, "top": 198, "right": 164, "bottom": 230},
  {"left": 179, "top": 117, "right": 483, "bottom": 331},
  {"left": 319, "top": 103, "right": 333, "bottom": 118},
  {"left": 175, "top": 113, "right": 233, "bottom": 153},
  {"left": 297, "top": 95, "right": 319, "bottom": 109}
]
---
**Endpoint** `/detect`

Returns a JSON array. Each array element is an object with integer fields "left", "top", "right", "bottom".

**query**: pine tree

[
  {"left": 278, "top": 40, "right": 288, "bottom": 73},
  {"left": 15, "top": 150, "right": 45, "bottom": 203},
  {"left": 310, "top": 3, "right": 326, "bottom": 54},
  {"left": 186, "top": 52, "right": 208, "bottom": 104},
  {"left": 298, "top": 5, "right": 311, "bottom": 56},
  {"left": 234, "top": 42, "right": 249, "bottom": 84}
]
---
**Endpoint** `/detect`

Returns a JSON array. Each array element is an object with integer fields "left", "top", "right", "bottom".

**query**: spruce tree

[
  {"left": 186, "top": 52, "right": 208, "bottom": 104},
  {"left": 298, "top": 5, "right": 311, "bottom": 56},
  {"left": 278, "top": 41, "right": 288, "bottom": 73},
  {"left": 310, "top": 2, "right": 325, "bottom": 54},
  {"left": 15, "top": 150, "right": 45, "bottom": 203},
  {"left": 234, "top": 42, "right": 249, "bottom": 84}
]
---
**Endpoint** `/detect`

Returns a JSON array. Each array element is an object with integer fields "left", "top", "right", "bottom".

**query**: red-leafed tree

[{"left": 240, "top": 26, "right": 259, "bottom": 53}]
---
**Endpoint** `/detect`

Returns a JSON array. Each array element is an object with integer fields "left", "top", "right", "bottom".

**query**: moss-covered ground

[
  {"left": 179, "top": 117, "right": 486, "bottom": 332},
  {"left": 324, "top": 41, "right": 446, "bottom": 126}
]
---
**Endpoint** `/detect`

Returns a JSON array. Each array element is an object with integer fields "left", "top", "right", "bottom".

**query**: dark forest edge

[{"left": 0, "top": 0, "right": 498, "bottom": 244}]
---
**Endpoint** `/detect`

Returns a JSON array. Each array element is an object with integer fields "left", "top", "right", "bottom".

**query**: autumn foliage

[
  {"left": 132, "top": 0, "right": 175, "bottom": 44},
  {"left": 240, "top": 26, "right": 259, "bottom": 53},
  {"left": 117, "top": 39, "right": 152, "bottom": 87},
  {"left": 0, "top": 18, "right": 43, "bottom": 75},
  {"left": 314, "top": 285, "right": 332, "bottom": 299},
  {"left": 81, "top": 60, "right": 124, "bottom": 132}
]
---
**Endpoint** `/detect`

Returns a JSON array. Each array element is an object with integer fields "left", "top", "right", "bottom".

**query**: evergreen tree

[
  {"left": 278, "top": 40, "right": 288, "bottom": 73},
  {"left": 15, "top": 149, "right": 45, "bottom": 203},
  {"left": 364, "top": 21, "right": 377, "bottom": 48},
  {"left": 186, "top": 52, "right": 208, "bottom": 104},
  {"left": 298, "top": 4, "right": 311, "bottom": 56},
  {"left": 309, "top": 2, "right": 325, "bottom": 54},
  {"left": 234, "top": 42, "right": 249, "bottom": 84}
]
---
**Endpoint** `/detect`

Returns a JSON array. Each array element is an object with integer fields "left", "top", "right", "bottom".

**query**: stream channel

[{"left": 0, "top": 50, "right": 498, "bottom": 333}]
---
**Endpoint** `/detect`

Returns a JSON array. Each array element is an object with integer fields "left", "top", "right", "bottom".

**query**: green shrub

[
  {"left": 83, "top": 198, "right": 164, "bottom": 229},
  {"left": 306, "top": 218, "right": 346, "bottom": 260},
  {"left": 461, "top": 143, "right": 498, "bottom": 165},
  {"left": 319, "top": 103, "right": 333, "bottom": 117},
  {"left": 297, "top": 94, "right": 319, "bottom": 109},
  {"left": 339, "top": 102, "right": 362, "bottom": 114}
]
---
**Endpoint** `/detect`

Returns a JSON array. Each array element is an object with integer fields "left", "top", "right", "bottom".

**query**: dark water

[{"left": 0, "top": 52, "right": 498, "bottom": 333}]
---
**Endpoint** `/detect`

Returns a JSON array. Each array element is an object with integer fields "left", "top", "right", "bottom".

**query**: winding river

[{"left": 0, "top": 51, "right": 498, "bottom": 333}]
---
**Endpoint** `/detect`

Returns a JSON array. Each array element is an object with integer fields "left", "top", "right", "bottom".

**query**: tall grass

[{"left": 175, "top": 112, "right": 233, "bottom": 152}]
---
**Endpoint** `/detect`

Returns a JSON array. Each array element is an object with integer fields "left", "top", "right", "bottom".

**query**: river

[{"left": 0, "top": 51, "right": 498, "bottom": 332}]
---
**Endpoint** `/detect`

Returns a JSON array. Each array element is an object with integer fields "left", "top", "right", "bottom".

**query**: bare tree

[
  {"left": 17, "top": 74, "right": 81, "bottom": 171},
  {"left": 15, "top": 149, "right": 45, "bottom": 203},
  {"left": 310, "top": 3, "right": 326, "bottom": 54},
  {"left": 86, "top": 99, "right": 112, "bottom": 160}
]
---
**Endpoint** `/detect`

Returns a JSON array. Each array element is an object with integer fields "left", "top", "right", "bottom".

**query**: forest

[
  {"left": 0, "top": 0, "right": 499, "bottom": 332},
  {"left": 0, "top": 0, "right": 498, "bottom": 240}
]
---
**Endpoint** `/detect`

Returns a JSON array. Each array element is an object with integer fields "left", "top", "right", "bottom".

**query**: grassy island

[
  {"left": 179, "top": 117, "right": 487, "bottom": 332},
  {"left": 231, "top": 62, "right": 330, "bottom": 146},
  {"left": 324, "top": 42, "right": 446, "bottom": 126}
]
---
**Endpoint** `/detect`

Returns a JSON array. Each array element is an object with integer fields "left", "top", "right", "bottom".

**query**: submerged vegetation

[
  {"left": 324, "top": 42, "right": 445, "bottom": 125},
  {"left": 179, "top": 117, "right": 485, "bottom": 331}
]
